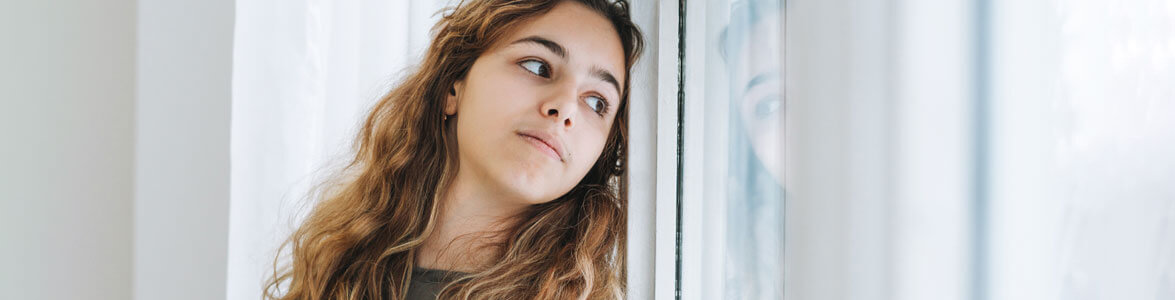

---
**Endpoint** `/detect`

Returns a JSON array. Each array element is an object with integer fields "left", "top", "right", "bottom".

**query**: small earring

[{"left": 443, "top": 114, "right": 448, "bottom": 120}]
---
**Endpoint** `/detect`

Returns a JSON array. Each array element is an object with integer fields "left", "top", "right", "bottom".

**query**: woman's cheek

[{"left": 580, "top": 130, "right": 609, "bottom": 173}]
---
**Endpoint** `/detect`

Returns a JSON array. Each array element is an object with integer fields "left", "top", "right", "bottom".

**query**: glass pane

[
  {"left": 700, "top": 0, "right": 785, "bottom": 298},
  {"left": 687, "top": 0, "right": 1173, "bottom": 298},
  {"left": 987, "top": 0, "right": 1175, "bottom": 298}
]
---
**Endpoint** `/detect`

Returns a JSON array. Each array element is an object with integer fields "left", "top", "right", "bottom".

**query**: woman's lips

[{"left": 518, "top": 132, "right": 563, "bottom": 162}]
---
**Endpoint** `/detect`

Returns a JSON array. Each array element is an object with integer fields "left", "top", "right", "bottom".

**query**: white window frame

[{"left": 626, "top": 1, "right": 682, "bottom": 299}]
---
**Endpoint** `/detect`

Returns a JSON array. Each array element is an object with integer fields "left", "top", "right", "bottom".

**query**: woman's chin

[{"left": 488, "top": 175, "right": 563, "bottom": 206}]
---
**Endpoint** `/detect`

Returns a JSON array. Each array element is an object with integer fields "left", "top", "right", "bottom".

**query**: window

[{"left": 648, "top": 0, "right": 1175, "bottom": 299}]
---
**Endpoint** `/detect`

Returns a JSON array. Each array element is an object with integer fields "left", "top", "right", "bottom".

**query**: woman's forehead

[{"left": 493, "top": 2, "right": 626, "bottom": 79}]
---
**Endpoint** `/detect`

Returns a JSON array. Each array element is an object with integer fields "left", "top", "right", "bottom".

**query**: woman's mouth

[{"left": 517, "top": 131, "right": 564, "bottom": 162}]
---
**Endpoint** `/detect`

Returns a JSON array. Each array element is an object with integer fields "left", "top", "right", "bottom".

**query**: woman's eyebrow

[
  {"left": 511, "top": 35, "right": 566, "bottom": 59},
  {"left": 745, "top": 71, "right": 781, "bottom": 93},
  {"left": 592, "top": 67, "right": 622, "bottom": 97},
  {"left": 510, "top": 35, "right": 622, "bottom": 96}
]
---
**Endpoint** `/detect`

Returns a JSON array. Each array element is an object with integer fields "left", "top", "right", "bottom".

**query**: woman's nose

[{"left": 541, "top": 89, "right": 577, "bottom": 129}]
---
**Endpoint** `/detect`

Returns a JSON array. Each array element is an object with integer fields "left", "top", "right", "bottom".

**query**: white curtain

[{"left": 227, "top": 0, "right": 450, "bottom": 299}]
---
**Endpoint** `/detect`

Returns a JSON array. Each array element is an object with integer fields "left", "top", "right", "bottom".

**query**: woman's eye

[
  {"left": 754, "top": 94, "right": 782, "bottom": 120},
  {"left": 585, "top": 95, "right": 608, "bottom": 115},
  {"left": 519, "top": 59, "right": 550, "bottom": 78}
]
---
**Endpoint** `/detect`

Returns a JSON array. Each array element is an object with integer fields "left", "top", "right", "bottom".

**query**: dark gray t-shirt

[{"left": 405, "top": 267, "right": 466, "bottom": 300}]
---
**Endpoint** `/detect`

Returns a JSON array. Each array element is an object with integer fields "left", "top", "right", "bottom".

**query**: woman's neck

[{"left": 416, "top": 171, "right": 527, "bottom": 273}]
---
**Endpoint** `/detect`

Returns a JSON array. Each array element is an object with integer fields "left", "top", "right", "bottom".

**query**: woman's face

[
  {"left": 731, "top": 13, "right": 783, "bottom": 183},
  {"left": 446, "top": 1, "right": 626, "bottom": 205}
]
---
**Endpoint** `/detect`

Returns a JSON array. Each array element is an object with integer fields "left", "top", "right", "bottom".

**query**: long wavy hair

[{"left": 264, "top": 0, "right": 644, "bottom": 299}]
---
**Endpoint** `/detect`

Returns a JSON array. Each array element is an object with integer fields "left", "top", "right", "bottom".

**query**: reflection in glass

[{"left": 716, "top": 0, "right": 784, "bottom": 298}]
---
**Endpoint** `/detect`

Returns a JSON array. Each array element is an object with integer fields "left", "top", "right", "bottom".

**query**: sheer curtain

[{"left": 227, "top": 0, "right": 449, "bottom": 298}]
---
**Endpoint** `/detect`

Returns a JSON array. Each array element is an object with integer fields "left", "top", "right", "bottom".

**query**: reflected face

[
  {"left": 445, "top": 2, "right": 626, "bottom": 205},
  {"left": 730, "top": 14, "right": 784, "bottom": 182}
]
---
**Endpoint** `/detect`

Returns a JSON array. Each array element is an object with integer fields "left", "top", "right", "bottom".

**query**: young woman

[{"left": 265, "top": 0, "right": 643, "bottom": 299}]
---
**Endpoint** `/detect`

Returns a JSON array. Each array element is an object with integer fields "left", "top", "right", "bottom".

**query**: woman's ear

[{"left": 444, "top": 81, "right": 463, "bottom": 116}]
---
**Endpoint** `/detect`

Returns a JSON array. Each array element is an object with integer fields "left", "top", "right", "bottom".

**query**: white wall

[
  {"left": 135, "top": 0, "right": 234, "bottom": 299},
  {"left": 0, "top": 0, "right": 136, "bottom": 299},
  {"left": 1, "top": 0, "right": 233, "bottom": 299}
]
